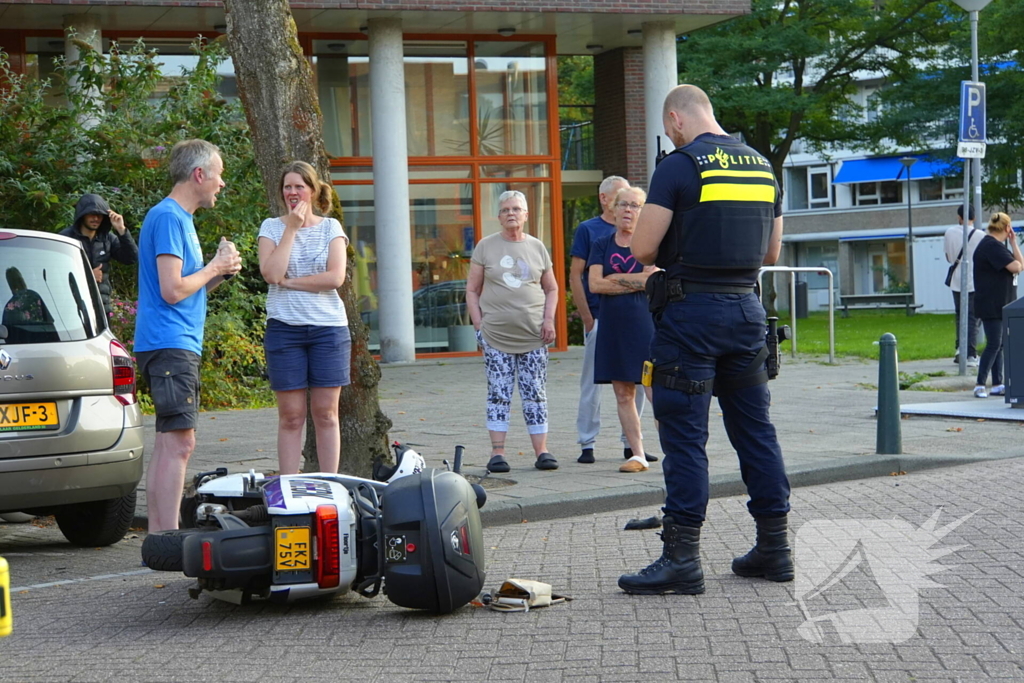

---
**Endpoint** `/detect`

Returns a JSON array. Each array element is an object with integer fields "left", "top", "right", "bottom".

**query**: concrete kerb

[
  {"left": 132, "top": 450, "right": 1024, "bottom": 532},
  {"left": 128, "top": 351, "right": 1024, "bottom": 532}
]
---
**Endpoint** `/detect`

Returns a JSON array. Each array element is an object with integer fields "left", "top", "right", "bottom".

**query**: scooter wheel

[{"left": 142, "top": 529, "right": 201, "bottom": 572}]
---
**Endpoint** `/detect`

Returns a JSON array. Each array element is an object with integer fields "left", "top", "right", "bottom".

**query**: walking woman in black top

[{"left": 972, "top": 212, "right": 1024, "bottom": 398}]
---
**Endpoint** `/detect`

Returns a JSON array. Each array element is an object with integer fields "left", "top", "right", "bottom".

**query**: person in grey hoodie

[{"left": 59, "top": 193, "right": 139, "bottom": 316}]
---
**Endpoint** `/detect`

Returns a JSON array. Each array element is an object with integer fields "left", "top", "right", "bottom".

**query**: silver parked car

[{"left": 0, "top": 229, "right": 144, "bottom": 546}]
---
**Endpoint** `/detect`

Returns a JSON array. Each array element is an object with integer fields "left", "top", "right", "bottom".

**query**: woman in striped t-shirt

[{"left": 258, "top": 161, "right": 350, "bottom": 474}]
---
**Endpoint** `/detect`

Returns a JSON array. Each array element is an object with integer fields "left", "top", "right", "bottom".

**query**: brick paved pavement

[{"left": 2, "top": 457, "right": 1022, "bottom": 682}]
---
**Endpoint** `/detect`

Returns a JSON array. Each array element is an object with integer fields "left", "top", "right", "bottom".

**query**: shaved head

[
  {"left": 662, "top": 84, "right": 723, "bottom": 147},
  {"left": 662, "top": 84, "right": 714, "bottom": 120}
]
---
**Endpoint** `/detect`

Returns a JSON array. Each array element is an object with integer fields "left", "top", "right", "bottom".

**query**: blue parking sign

[{"left": 959, "top": 81, "right": 986, "bottom": 142}]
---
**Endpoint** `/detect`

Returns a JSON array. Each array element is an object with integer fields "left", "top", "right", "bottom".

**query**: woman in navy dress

[
  {"left": 588, "top": 187, "right": 658, "bottom": 472},
  {"left": 972, "top": 212, "right": 1023, "bottom": 398}
]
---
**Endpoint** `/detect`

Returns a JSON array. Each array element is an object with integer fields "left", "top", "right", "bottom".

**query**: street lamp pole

[
  {"left": 899, "top": 156, "right": 918, "bottom": 303},
  {"left": 953, "top": 0, "right": 992, "bottom": 376}
]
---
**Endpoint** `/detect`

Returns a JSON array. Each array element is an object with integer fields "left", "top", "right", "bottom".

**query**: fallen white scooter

[{"left": 142, "top": 444, "right": 486, "bottom": 614}]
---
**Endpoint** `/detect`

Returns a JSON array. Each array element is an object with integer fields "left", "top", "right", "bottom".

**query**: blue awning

[{"left": 832, "top": 155, "right": 955, "bottom": 184}]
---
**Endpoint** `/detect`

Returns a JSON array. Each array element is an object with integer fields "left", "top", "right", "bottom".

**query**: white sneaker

[
  {"left": 974, "top": 385, "right": 988, "bottom": 398},
  {"left": 967, "top": 356, "right": 981, "bottom": 368},
  {"left": 990, "top": 384, "right": 1006, "bottom": 396}
]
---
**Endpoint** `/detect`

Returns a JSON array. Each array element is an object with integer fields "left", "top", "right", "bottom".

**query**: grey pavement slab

[
  {"left": 3, "top": 457, "right": 1024, "bottom": 681},
  {"left": 902, "top": 400, "right": 1024, "bottom": 421},
  {"left": 133, "top": 348, "right": 1024, "bottom": 528}
]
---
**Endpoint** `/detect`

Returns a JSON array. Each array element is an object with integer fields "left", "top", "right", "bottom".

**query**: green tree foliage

[
  {"left": 676, "top": 0, "right": 960, "bottom": 186},
  {"left": 0, "top": 39, "right": 272, "bottom": 409},
  {"left": 557, "top": 56, "right": 594, "bottom": 109},
  {"left": 869, "top": 0, "right": 1024, "bottom": 212}
]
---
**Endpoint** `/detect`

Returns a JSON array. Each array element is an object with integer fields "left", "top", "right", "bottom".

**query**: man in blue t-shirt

[
  {"left": 135, "top": 139, "right": 241, "bottom": 532},
  {"left": 569, "top": 175, "right": 650, "bottom": 464}
]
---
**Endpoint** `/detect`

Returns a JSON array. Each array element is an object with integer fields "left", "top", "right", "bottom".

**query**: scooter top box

[{"left": 380, "top": 468, "right": 486, "bottom": 614}]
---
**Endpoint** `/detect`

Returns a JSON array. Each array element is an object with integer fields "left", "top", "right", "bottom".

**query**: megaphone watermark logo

[{"left": 792, "top": 509, "right": 975, "bottom": 645}]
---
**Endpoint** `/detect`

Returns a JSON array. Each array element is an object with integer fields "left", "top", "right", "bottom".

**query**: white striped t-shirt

[{"left": 258, "top": 216, "right": 349, "bottom": 327}]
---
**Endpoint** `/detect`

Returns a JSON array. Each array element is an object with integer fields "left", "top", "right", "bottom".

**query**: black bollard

[{"left": 876, "top": 332, "right": 902, "bottom": 454}]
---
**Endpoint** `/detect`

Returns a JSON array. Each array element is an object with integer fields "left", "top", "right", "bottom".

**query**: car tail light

[
  {"left": 314, "top": 505, "right": 340, "bottom": 589},
  {"left": 110, "top": 340, "right": 136, "bottom": 406},
  {"left": 202, "top": 540, "right": 213, "bottom": 572}
]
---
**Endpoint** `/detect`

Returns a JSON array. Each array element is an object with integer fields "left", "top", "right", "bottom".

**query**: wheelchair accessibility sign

[{"left": 958, "top": 81, "right": 986, "bottom": 158}]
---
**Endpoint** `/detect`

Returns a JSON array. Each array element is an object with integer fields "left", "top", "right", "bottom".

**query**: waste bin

[
  {"left": 794, "top": 280, "right": 809, "bottom": 319},
  {"left": 1002, "top": 296, "right": 1024, "bottom": 407}
]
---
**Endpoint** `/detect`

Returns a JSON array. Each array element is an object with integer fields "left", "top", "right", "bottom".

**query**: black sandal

[
  {"left": 535, "top": 452, "right": 559, "bottom": 470},
  {"left": 487, "top": 454, "right": 510, "bottom": 473}
]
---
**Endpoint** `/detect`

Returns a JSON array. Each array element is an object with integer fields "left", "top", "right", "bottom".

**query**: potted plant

[
  {"left": 439, "top": 243, "right": 476, "bottom": 352},
  {"left": 447, "top": 284, "right": 477, "bottom": 352}
]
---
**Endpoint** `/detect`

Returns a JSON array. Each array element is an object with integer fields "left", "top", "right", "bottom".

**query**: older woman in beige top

[{"left": 466, "top": 190, "right": 560, "bottom": 473}]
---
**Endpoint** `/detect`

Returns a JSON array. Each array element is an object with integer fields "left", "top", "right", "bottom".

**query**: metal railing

[
  {"left": 758, "top": 266, "right": 836, "bottom": 364},
  {"left": 559, "top": 105, "right": 596, "bottom": 171}
]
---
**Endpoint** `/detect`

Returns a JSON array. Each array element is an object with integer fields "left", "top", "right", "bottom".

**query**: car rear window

[{"left": 1, "top": 235, "right": 105, "bottom": 344}]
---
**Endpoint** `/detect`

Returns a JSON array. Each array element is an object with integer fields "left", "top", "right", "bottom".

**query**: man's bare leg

[{"left": 146, "top": 428, "right": 195, "bottom": 532}]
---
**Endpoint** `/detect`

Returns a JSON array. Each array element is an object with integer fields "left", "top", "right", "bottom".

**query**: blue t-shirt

[
  {"left": 569, "top": 216, "right": 615, "bottom": 318},
  {"left": 647, "top": 133, "right": 782, "bottom": 287},
  {"left": 134, "top": 197, "right": 207, "bottom": 355}
]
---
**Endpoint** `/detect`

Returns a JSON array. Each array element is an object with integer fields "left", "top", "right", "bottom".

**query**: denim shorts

[
  {"left": 136, "top": 348, "right": 201, "bottom": 433},
  {"left": 264, "top": 318, "right": 351, "bottom": 391}
]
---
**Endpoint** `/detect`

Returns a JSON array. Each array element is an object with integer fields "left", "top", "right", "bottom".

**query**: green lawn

[{"left": 777, "top": 310, "right": 956, "bottom": 361}]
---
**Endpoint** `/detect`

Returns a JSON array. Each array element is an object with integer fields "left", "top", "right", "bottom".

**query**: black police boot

[
  {"left": 731, "top": 515, "right": 794, "bottom": 582},
  {"left": 618, "top": 517, "right": 704, "bottom": 595}
]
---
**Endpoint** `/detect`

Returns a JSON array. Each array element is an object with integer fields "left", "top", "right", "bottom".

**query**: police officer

[{"left": 619, "top": 85, "right": 792, "bottom": 595}]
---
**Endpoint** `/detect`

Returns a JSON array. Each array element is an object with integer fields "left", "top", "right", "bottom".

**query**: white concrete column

[
  {"left": 368, "top": 18, "right": 415, "bottom": 363},
  {"left": 642, "top": 21, "right": 678, "bottom": 186},
  {"left": 63, "top": 15, "right": 102, "bottom": 77}
]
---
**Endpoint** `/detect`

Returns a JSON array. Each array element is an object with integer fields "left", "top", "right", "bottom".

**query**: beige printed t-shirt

[{"left": 471, "top": 232, "right": 553, "bottom": 354}]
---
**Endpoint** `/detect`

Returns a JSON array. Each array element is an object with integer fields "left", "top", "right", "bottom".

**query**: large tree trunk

[{"left": 223, "top": 0, "right": 391, "bottom": 476}]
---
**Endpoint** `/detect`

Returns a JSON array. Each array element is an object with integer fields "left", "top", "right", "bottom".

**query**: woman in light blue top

[{"left": 258, "top": 161, "right": 350, "bottom": 474}]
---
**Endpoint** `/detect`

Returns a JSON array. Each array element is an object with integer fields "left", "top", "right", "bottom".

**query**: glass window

[
  {"left": 919, "top": 178, "right": 943, "bottom": 202},
  {"left": 404, "top": 42, "right": 470, "bottom": 156},
  {"left": 341, "top": 183, "right": 477, "bottom": 353},
  {"left": 943, "top": 175, "right": 965, "bottom": 200},
  {"left": 331, "top": 167, "right": 374, "bottom": 182},
  {"left": 410, "top": 166, "right": 472, "bottom": 180},
  {"left": 480, "top": 182, "right": 553, "bottom": 250},
  {"left": 481, "top": 164, "right": 550, "bottom": 178},
  {"left": 473, "top": 42, "right": 548, "bottom": 156},
  {"left": 855, "top": 181, "right": 902, "bottom": 206},
  {"left": 879, "top": 181, "right": 901, "bottom": 204},
  {"left": 336, "top": 184, "right": 378, "bottom": 321},
  {"left": 786, "top": 168, "right": 809, "bottom": 210},
  {"left": 809, "top": 169, "right": 830, "bottom": 208},
  {"left": 1, "top": 236, "right": 104, "bottom": 344},
  {"left": 314, "top": 42, "right": 372, "bottom": 158},
  {"left": 313, "top": 41, "right": 471, "bottom": 158},
  {"left": 855, "top": 182, "right": 878, "bottom": 206}
]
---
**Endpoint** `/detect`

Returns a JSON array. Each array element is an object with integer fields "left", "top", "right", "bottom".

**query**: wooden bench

[{"left": 839, "top": 293, "right": 924, "bottom": 318}]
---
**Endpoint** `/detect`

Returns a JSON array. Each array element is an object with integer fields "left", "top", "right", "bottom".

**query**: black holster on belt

[{"left": 645, "top": 270, "right": 668, "bottom": 314}]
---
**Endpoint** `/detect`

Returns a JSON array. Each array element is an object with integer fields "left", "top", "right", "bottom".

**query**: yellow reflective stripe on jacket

[
  {"left": 700, "top": 169, "right": 777, "bottom": 181},
  {"left": 699, "top": 182, "right": 776, "bottom": 204}
]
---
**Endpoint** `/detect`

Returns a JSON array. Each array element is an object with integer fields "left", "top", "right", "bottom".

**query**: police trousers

[{"left": 651, "top": 293, "right": 790, "bottom": 527}]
